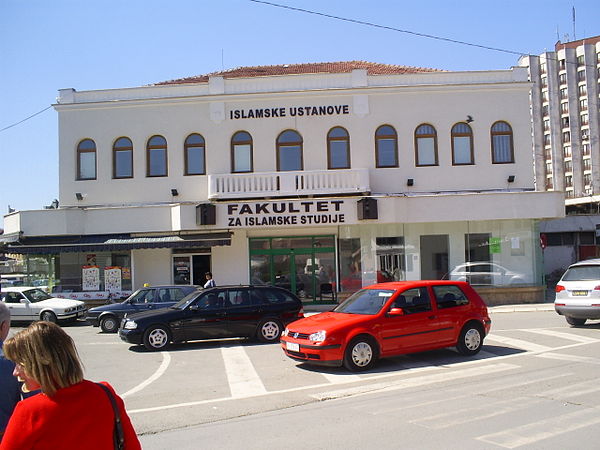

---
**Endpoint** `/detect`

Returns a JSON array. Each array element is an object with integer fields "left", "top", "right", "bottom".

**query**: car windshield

[
  {"left": 22, "top": 289, "right": 53, "bottom": 303},
  {"left": 172, "top": 291, "right": 203, "bottom": 310},
  {"left": 127, "top": 289, "right": 153, "bottom": 304},
  {"left": 562, "top": 265, "right": 600, "bottom": 281},
  {"left": 333, "top": 289, "right": 394, "bottom": 315}
]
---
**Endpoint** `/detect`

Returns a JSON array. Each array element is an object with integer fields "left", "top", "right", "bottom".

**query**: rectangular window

[
  {"left": 148, "top": 148, "right": 167, "bottom": 176},
  {"left": 186, "top": 147, "right": 205, "bottom": 175},
  {"left": 114, "top": 150, "right": 133, "bottom": 178},
  {"left": 563, "top": 145, "right": 571, "bottom": 158},
  {"left": 560, "top": 88, "right": 568, "bottom": 99},
  {"left": 279, "top": 145, "right": 302, "bottom": 171},
  {"left": 492, "top": 135, "right": 513, "bottom": 163},
  {"left": 577, "top": 70, "right": 586, "bottom": 81},
  {"left": 452, "top": 136, "right": 472, "bottom": 164},
  {"left": 416, "top": 137, "right": 437, "bottom": 166},
  {"left": 79, "top": 152, "right": 96, "bottom": 180},
  {"left": 376, "top": 138, "right": 397, "bottom": 167},
  {"left": 233, "top": 144, "right": 252, "bottom": 172},
  {"left": 329, "top": 141, "right": 350, "bottom": 169},
  {"left": 560, "top": 102, "right": 569, "bottom": 114},
  {"left": 559, "top": 73, "right": 567, "bottom": 85}
]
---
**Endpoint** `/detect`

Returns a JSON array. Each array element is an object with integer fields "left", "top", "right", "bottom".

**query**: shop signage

[
  {"left": 225, "top": 200, "right": 347, "bottom": 227},
  {"left": 229, "top": 104, "right": 350, "bottom": 120}
]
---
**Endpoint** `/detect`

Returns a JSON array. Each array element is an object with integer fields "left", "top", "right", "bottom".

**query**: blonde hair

[{"left": 3, "top": 321, "right": 84, "bottom": 396}]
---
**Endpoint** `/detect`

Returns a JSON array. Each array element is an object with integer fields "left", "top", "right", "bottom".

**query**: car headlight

[
  {"left": 309, "top": 330, "right": 326, "bottom": 342},
  {"left": 64, "top": 307, "right": 74, "bottom": 313},
  {"left": 123, "top": 320, "right": 138, "bottom": 330}
]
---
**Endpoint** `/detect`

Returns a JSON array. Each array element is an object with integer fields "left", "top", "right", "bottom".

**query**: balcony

[{"left": 208, "top": 168, "right": 370, "bottom": 200}]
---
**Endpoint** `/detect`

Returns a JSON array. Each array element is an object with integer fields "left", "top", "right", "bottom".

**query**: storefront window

[
  {"left": 54, "top": 252, "right": 132, "bottom": 293},
  {"left": 249, "top": 235, "right": 336, "bottom": 302}
]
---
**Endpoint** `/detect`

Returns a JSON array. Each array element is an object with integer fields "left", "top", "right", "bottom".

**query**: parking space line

[
  {"left": 310, "top": 363, "right": 519, "bottom": 401},
  {"left": 220, "top": 344, "right": 266, "bottom": 398},
  {"left": 485, "top": 334, "right": 552, "bottom": 353},
  {"left": 525, "top": 329, "right": 599, "bottom": 344},
  {"left": 536, "top": 352, "right": 600, "bottom": 365},
  {"left": 121, "top": 352, "right": 171, "bottom": 399},
  {"left": 320, "top": 372, "right": 362, "bottom": 384}
]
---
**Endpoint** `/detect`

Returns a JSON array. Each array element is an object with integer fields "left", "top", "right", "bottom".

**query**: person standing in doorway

[
  {"left": 204, "top": 272, "right": 216, "bottom": 289},
  {"left": 0, "top": 303, "right": 20, "bottom": 442}
]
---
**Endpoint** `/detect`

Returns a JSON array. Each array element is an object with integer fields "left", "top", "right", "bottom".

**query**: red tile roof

[
  {"left": 555, "top": 34, "right": 600, "bottom": 50},
  {"left": 155, "top": 61, "right": 441, "bottom": 85}
]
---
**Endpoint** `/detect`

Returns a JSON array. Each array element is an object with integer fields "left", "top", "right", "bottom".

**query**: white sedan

[{"left": 0, "top": 287, "right": 87, "bottom": 323}]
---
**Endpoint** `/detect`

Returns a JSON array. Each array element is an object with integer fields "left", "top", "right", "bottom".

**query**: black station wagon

[{"left": 118, "top": 285, "right": 304, "bottom": 350}]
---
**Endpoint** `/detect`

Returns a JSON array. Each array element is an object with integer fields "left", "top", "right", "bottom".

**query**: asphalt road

[{"left": 7, "top": 309, "right": 600, "bottom": 449}]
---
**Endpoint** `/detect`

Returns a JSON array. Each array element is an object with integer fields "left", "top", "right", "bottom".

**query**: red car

[{"left": 281, "top": 280, "right": 491, "bottom": 371}]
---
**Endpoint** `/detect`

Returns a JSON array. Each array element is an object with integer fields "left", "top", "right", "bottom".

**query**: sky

[{"left": 1, "top": 0, "right": 599, "bottom": 216}]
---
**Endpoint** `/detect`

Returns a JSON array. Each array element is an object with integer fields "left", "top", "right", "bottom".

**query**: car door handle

[{"left": 428, "top": 315, "right": 436, "bottom": 320}]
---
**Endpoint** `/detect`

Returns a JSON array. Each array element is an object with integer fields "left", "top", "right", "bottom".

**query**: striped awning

[{"left": 1, "top": 232, "right": 232, "bottom": 254}]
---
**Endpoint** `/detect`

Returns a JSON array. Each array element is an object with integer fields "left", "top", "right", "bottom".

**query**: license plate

[
  {"left": 286, "top": 342, "right": 300, "bottom": 352},
  {"left": 572, "top": 290, "right": 588, "bottom": 296}
]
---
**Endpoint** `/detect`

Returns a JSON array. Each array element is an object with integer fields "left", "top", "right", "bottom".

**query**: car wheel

[
  {"left": 456, "top": 323, "right": 484, "bottom": 356},
  {"left": 257, "top": 318, "right": 283, "bottom": 342},
  {"left": 343, "top": 336, "right": 378, "bottom": 372},
  {"left": 565, "top": 316, "right": 587, "bottom": 327},
  {"left": 143, "top": 325, "right": 171, "bottom": 351},
  {"left": 100, "top": 315, "right": 119, "bottom": 333},
  {"left": 40, "top": 311, "right": 57, "bottom": 323}
]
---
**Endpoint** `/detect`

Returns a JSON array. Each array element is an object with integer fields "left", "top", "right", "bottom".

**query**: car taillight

[
  {"left": 594, "top": 286, "right": 600, "bottom": 291},
  {"left": 555, "top": 285, "right": 565, "bottom": 293},
  {"left": 298, "top": 307, "right": 304, "bottom": 317}
]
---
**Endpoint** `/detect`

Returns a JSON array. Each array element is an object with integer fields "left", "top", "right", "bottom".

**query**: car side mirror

[
  {"left": 388, "top": 307, "right": 404, "bottom": 317},
  {"left": 20, "top": 298, "right": 29, "bottom": 304}
]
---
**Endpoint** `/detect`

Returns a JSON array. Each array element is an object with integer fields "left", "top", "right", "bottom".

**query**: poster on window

[
  {"left": 82, "top": 266, "right": 100, "bottom": 291},
  {"left": 105, "top": 267, "right": 122, "bottom": 293}
]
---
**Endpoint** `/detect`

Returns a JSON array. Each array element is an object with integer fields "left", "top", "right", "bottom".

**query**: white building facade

[{"left": 1, "top": 62, "right": 564, "bottom": 304}]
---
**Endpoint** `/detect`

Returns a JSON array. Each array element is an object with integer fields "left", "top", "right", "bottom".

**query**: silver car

[{"left": 555, "top": 259, "right": 600, "bottom": 326}]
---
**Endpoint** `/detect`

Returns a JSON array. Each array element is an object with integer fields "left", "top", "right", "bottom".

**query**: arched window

[
  {"left": 277, "top": 130, "right": 303, "bottom": 171},
  {"left": 113, "top": 137, "right": 133, "bottom": 179},
  {"left": 146, "top": 135, "right": 168, "bottom": 177},
  {"left": 327, "top": 127, "right": 350, "bottom": 169},
  {"left": 451, "top": 123, "right": 474, "bottom": 165},
  {"left": 414, "top": 124, "right": 438, "bottom": 166},
  {"left": 491, "top": 121, "right": 514, "bottom": 163},
  {"left": 77, "top": 139, "right": 96, "bottom": 180},
  {"left": 375, "top": 125, "right": 398, "bottom": 168},
  {"left": 231, "top": 131, "right": 253, "bottom": 173},
  {"left": 184, "top": 133, "right": 205, "bottom": 175}
]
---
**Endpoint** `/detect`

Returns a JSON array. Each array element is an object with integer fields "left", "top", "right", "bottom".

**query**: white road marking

[
  {"left": 120, "top": 352, "right": 171, "bottom": 399},
  {"left": 536, "top": 352, "right": 600, "bottom": 365},
  {"left": 220, "top": 344, "right": 266, "bottom": 398},
  {"left": 525, "top": 328, "right": 599, "bottom": 344},
  {"left": 369, "top": 372, "right": 570, "bottom": 416},
  {"left": 412, "top": 396, "right": 547, "bottom": 429},
  {"left": 310, "top": 363, "right": 519, "bottom": 401},
  {"left": 477, "top": 409, "right": 600, "bottom": 448},
  {"left": 320, "top": 372, "right": 362, "bottom": 384},
  {"left": 537, "top": 378, "right": 600, "bottom": 398},
  {"left": 485, "top": 334, "right": 552, "bottom": 352}
]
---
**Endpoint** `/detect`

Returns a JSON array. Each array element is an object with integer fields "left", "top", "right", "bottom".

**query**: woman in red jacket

[{"left": 0, "top": 321, "right": 141, "bottom": 450}]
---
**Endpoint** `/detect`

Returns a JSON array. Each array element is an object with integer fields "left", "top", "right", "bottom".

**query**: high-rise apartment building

[{"left": 520, "top": 36, "right": 600, "bottom": 213}]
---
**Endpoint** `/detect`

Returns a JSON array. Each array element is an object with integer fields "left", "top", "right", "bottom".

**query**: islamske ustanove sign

[{"left": 229, "top": 104, "right": 350, "bottom": 120}]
